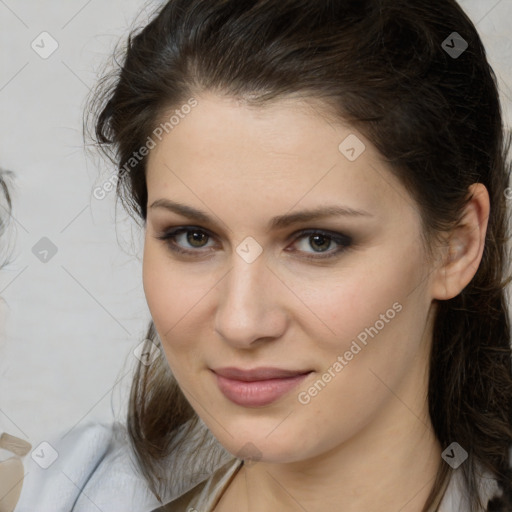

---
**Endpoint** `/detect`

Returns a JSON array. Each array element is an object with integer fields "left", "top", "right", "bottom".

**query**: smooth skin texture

[{"left": 143, "top": 92, "right": 489, "bottom": 512}]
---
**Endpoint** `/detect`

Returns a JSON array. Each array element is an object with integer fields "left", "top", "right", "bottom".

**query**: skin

[{"left": 143, "top": 91, "right": 489, "bottom": 511}]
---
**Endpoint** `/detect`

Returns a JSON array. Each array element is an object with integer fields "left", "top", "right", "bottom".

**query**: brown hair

[{"left": 86, "top": 0, "right": 512, "bottom": 509}]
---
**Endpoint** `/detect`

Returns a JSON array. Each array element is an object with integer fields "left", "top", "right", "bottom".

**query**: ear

[{"left": 430, "top": 183, "right": 490, "bottom": 301}]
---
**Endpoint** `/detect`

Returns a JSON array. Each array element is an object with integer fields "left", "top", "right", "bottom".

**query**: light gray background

[{"left": 0, "top": 0, "right": 511, "bottom": 450}]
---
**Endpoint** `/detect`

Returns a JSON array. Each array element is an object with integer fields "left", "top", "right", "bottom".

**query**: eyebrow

[{"left": 149, "top": 199, "right": 373, "bottom": 231}]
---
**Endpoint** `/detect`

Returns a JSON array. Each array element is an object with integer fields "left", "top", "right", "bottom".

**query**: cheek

[
  {"left": 302, "top": 242, "right": 428, "bottom": 366},
  {"left": 289, "top": 272, "right": 427, "bottom": 457},
  {"left": 142, "top": 240, "right": 214, "bottom": 367},
  {"left": 142, "top": 242, "right": 171, "bottom": 328},
  {"left": 142, "top": 242, "right": 190, "bottom": 347}
]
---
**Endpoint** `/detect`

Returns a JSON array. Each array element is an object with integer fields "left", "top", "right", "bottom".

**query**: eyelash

[{"left": 155, "top": 226, "right": 352, "bottom": 261}]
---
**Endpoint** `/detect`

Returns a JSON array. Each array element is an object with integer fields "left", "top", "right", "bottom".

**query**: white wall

[
  {"left": 0, "top": 0, "right": 511, "bottom": 451},
  {"left": 0, "top": 0, "right": 160, "bottom": 445}
]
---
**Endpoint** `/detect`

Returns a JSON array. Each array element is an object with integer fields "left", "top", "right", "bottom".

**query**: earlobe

[{"left": 430, "top": 183, "right": 490, "bottom": 301}]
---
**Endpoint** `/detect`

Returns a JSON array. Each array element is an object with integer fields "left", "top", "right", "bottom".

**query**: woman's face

[{"left": 143, "top": 92, "right": 437, "bottom": 464}]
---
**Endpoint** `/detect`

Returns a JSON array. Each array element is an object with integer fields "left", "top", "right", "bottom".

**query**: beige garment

[
  {"left": 0, "top": 433, "right": 32, "bottom": 512},
  {"left": 154, "top": 458, "right": 243, "bottom": 512},
  {"left": 154, "top": 457, "right": 460, "bottom": 512}
]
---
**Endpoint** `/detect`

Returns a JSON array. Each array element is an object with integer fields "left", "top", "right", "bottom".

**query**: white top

[{"left": 14, "top": 420, "right": 501, "bottom": 512}]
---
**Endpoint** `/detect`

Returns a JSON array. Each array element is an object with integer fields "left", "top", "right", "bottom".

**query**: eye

[
  {"left": 155, "top": 227, "right": 215, "bottom": 255},
  {"left": 155, "top": 226, "right": 352, "bottom": 260},
  {"left": 287, "top": 229, "right": 352, "bottom": 260}
]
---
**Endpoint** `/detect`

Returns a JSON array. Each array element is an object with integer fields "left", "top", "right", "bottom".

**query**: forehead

[
  {"left": 145, "top": 92, "right": 417, "bottom": 223},
  {"left": 150, "top": 92, "right": 348, "bottom": 163}
]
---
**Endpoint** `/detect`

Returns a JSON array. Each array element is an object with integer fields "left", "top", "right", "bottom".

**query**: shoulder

[
  {"left": 14, "top": 421, "right": 163, "bottom": 512},
  {"left": 14, "top": 419, "right": 235, "bottom": 512}
]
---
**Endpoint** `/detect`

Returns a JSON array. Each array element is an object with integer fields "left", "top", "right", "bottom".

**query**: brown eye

[
  {"left": 155, "top": 227, "right": 215, "bottom": 255},
  {"left": 308, "top": 234, "right": 333, "bottom": 252},
  {"left": 289, "top": 229, "right": 352, "bottom": 260},
  {"left": 186, "top": 230, "right": 209, "bottom": 248}
]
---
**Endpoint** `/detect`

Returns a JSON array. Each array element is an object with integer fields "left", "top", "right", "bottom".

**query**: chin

[{"left": 210, "top": 426, "right": 308, "bottom": 465}]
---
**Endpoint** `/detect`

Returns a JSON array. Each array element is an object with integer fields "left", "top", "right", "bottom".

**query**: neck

[
  {"left": 215, "top": 358, "right": 443, "bottom": 511},
  {"left": 241, "top": 415, "right": 441, "bottom": 511}
]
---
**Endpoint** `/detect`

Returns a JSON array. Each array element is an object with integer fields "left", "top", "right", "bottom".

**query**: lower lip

[{"left": 213, "top": 371, "right": 312, "bottom": 407}]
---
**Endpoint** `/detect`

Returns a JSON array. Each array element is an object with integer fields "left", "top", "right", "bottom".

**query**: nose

[{"left": 214, "top": 252, "right": 288, "bottom": 349}]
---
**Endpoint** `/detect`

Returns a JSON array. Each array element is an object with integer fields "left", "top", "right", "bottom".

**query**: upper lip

[{"left": 211, "top": 367, "right": 312, "bottom": 381}]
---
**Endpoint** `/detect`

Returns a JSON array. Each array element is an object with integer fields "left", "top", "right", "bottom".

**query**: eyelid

[
  {"left": 285, "top": 229, "right": 352, "bottom": 260},
  {"left": 155, "top": 225, "right": 352, "bottom": 260},
  {"left": 155, "top": 226, "right": 218, "bottom": 253}
]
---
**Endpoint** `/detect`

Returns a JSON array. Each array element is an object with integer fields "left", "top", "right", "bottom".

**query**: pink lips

[{"left": 212, "top": 367, "right": 312, "bottom": 407}]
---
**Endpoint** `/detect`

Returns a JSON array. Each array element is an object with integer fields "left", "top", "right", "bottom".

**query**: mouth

[
  {"left": 211, "top": 366, "right": 313, "bottom": 381},
  {"left": 211, "top": 367, "right": 313, "bottom": 407}
]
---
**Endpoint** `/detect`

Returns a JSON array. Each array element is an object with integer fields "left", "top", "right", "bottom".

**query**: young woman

[{"left": 15, "top": 0, "right": 512, "bottom": 511}]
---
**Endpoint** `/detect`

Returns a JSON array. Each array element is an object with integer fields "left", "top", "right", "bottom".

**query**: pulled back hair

[{"left": 86, "top": 0, "right": 512, "bottom": 510}]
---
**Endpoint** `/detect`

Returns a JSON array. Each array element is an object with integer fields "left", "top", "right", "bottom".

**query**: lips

[
  {"left": 211, "top": 367, "right": 313, "bottom": 407},
  {"left": 212, "top": 366, "right": 312, "bottom": 381}
]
